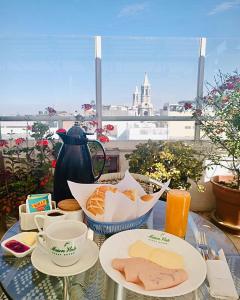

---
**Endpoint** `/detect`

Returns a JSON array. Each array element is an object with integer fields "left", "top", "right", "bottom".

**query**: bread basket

[{"left": 85, "top": 172, "right": 164, "bottom": 235}]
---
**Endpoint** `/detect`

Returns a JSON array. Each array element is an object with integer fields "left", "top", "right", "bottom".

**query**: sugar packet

[{"left": 26, "top": 193, "right": 52, "bottom": 213}]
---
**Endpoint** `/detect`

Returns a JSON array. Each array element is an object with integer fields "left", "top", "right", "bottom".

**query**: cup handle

[
  {"left": 37, "top": 231, "right": 47, "bottom": 250},
  {"left": 34, "top": 215, "right": 45, "bottom": 232}
]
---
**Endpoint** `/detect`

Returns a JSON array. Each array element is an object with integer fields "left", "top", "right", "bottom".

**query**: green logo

[
  {"left": 147, "top": 233, "right": 170, "bottom": 244},
  {"left": 51, "top": 242, "right": 77, "bottom": 256}
]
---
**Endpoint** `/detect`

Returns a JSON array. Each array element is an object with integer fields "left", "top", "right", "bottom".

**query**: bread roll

[
  {"left": 58, "top": 199, "right": 81, "bottom": 211},
  {"left": 86, "top": 186, "right": 117, "bottom": 215}
]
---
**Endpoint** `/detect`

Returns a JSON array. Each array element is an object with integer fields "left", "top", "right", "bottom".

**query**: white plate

[
  {"left": 1, "top": 233, "right": 37, "bottom": 258},
  {"left": 99, "top": 229, "right": 207, "bottom": 297},
  {"left": 31, "top": 239, "right": 99, "bottom": 277}
]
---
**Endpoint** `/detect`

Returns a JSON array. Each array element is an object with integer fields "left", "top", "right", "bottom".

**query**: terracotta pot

[{"left": 211, "top": 175, "right": 240, "bottom": 226}]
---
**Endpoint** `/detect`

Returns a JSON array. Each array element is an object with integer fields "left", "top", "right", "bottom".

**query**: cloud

[
  {"left": 118, "top": 2, "right": 148, "bottom": 18},
  {"left": 208, "top": 0, "right": 240, "bottom": 15}
]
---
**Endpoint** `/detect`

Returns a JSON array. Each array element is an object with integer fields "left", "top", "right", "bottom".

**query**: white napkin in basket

[
  {"left": 68, "top": 171, "right": 170, "bottom": 222},
  {"left": 206, "top": 249, "right": 239, "bottom": 300}
]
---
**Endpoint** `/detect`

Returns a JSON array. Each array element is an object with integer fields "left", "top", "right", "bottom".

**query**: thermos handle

[{"left": 88, "top": 140, "right": 106, "bottom": 181}]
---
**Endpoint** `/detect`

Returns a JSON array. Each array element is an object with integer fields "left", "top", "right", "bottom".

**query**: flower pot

[{"left": 211, "top": 175, "right": 240, "bottom": 226}]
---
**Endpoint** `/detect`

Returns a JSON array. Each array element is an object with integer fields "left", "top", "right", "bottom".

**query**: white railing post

[
  {"left": 95, "top": 36, "right": 102, "bottom": 131},
  {"left": 194, "top": 37, "right": 206, "bottom": 141}
]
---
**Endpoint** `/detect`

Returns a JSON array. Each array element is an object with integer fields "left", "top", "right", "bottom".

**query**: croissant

[
  {"left": 140, "top": 194, "right": 153, "bottom": 201},
  {"left": 122, "top": 189, "right": 138, "bottom": 201},
  {"left": 86, "top": 186, "right": 117, "bottom": 216}
]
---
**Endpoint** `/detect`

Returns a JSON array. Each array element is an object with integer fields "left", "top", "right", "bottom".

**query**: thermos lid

[{"left": 67, "top": 122, "right": 86, "bottom": 138}]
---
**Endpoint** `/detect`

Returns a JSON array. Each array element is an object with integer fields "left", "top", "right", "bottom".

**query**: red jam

[{"left": 5, "top": 240, "right": 30, "bottom": 253}]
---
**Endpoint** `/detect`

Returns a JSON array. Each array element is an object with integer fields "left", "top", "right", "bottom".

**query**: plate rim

[{"left": 99, "top": 228, "right": 207, "bottom": 297}]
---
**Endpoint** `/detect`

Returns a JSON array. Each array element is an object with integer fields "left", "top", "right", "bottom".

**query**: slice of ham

[{"left": 112, "top": 257, "right": 188, "bottom": 291}]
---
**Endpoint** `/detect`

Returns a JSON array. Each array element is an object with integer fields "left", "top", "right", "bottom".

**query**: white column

[
  {"left": 95, "top": 36, "right": 102, "bottom": 131},
  {"left": 195, "top": 37, "right": 206, "bottom": 141}
]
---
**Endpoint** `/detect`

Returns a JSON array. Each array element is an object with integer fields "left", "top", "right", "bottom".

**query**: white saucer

[{"left": 31, "top": 239, "right": 99, "bottom": 277}]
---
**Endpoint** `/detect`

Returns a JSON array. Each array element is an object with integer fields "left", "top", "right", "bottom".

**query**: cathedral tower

[
  {"left": 132, "top": 86, "right": 139, "bottom": 107},
  {"left": 139, "top": 73, "right": 153, "bottom": 116}
]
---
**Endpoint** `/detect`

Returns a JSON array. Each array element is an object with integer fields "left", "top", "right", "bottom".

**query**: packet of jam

[{"left": 26, "top": 193, "right": 52, "bottom": 213}]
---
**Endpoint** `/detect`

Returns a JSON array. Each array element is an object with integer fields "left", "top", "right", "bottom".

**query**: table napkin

[{"left": 206, "top": 249, "right": 239, "bottom": 300}]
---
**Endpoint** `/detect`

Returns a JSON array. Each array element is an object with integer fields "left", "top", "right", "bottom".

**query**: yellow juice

[{"left": 165, "top": 190, "right": 191, "bottom": 238}]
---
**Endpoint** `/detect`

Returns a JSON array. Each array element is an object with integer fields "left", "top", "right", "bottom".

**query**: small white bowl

[{"left": 1, "top": 232, "right": 37, "bottom": 258}]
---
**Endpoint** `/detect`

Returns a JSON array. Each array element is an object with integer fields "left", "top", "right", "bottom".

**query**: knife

[{"left": 208, "top": 238, "right": 220, "bottom": 259}]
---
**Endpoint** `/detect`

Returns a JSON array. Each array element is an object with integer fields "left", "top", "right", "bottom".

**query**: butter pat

[
  {"left": 18, "top": 232, "right": 37, "bottom": 246},
  {"left": 128, "top": 240, "right": 184, "bottom": 269},
  {"left": 129, "top": 240, "right": 153, "bottom": 259}
]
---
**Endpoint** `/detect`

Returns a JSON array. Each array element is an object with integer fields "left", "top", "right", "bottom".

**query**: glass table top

[{"left": 0, "top": 201, "right": 239, "bottom": 300}]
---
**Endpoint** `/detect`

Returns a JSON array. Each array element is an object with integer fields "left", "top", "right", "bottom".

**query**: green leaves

[
  {"left": 192, "top": 71, "right": 240, "bottom": 189},
  {"left": 125, "top": 140, "right": 205, "bottom": 191}
]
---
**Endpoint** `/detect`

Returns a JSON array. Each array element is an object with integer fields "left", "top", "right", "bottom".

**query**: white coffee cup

[
  {"left": 37, "top": 220, "right": 88, "bottom": 266},
  {"left": 34, "top": 210, "right": 67, "bottom": 232}
]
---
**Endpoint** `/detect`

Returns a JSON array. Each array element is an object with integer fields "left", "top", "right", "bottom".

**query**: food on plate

[
  {"left": 122, "top": 189, "right": 138, "bottom": 201},
  {"left": 18, "top": 232, "right": 37, "bottom": 246},
  {"left": 58, "top": 199, "right": 81, "bottom": 211},
  {"left": 86, "top": 186, "right": 118, "bottom": 215},
  {"left": 129, "top": 240, "right": 184, "bottom": 269},
  {"left": 4, "top": 240, "right": 30, "bottom": 253},
  {"left": 140, "top": 194, "right": 153, "bottom": 201},
  {"left": 112, "top": 257, "right": 188, "bottom": 291},
  {"left": 129, "top": 240, "right": 153, "bottom": 259}
]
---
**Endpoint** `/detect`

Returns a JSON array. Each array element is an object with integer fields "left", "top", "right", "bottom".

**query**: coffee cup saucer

[{"left": 31, "top": 239, "right": 99, "bottom": 277}]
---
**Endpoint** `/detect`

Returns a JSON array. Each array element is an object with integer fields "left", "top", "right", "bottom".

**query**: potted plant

[
  {"left": 125, "top": 140, "right": 205, "bottom": 195},
  {"left": 0, "top": 122, "right": 60, "bottom": 229},
  {"left": 190, "top": 71, "right": 240, "bottom": 227}
]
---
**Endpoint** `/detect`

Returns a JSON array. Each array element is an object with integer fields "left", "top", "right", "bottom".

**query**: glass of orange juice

[{"left": 165, "top": 189, "right": 191, "bottom": 239}]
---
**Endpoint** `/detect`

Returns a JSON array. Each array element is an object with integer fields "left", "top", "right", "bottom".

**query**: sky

[{"left": 0, "top": 0, "right": 240, "bottom": 114}]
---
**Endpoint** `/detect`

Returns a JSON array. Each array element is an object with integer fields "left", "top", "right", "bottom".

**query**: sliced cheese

[
  {"left": 149, "top": 248, "right": 184, "bottom": 269},
  {"left": 128, "top": 240, "right": 184, "bottom": 269},
  {"left": 128, "top": 240, "right": 153, "bottom": 259},
  {"left": 18, "top": 232, "right": 37, "bottom": 246}
]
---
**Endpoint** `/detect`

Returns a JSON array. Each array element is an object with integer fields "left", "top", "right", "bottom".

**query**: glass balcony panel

[
  {"left": 204, "top": 38, "right": 240, "bottom": 92},
  {"left": 0, "top": 36, "right": 95, "bottom": 115},
  {"left": 101, "top": 37, "right": 199, "bottom": 118}
]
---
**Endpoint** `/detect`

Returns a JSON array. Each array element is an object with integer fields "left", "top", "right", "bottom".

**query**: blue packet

[{"left": 26, "top": 193, "right": 52, "bottom": 213}]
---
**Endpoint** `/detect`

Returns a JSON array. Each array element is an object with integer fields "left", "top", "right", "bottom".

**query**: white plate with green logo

[
  {"left": 99, "top": 229, "right": 206, "bottom": 297},
  {"left": 31, "top": 239, "right": 99, "bottom": 277}
]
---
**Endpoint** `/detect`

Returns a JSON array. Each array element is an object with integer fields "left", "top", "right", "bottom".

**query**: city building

[{"left": 132, "top": 73, "right": 154, "bottom": 116}]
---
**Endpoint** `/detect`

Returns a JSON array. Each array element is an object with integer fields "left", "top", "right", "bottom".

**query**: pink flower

[
  {"left": 37, "top": 140, "right": 49, "bottom": 146},
  {"left": 183, "top": 103, "right": 192, "bottom": 110},
  {"left": 0, "top": 140, "right": 8, "bottom": 147},
  {"left": 51, "top": 160, "right": 57, "bottom": 168},
  {"left": 15, "top": 138, "right": 25, "bottom": 145},
  {"left": 98, "top": 135, "right": 109, "bottom": 143},
  {"left": 96, "top": 128, "right": 104, "bottom": 134},
  {"left": 26, "top": 125, "right": 32, "bottom": 131},
  {"left": 82, "top": 104, "right": 92, "bottom": 111},
  {"left": 105, "top": 124, "right": 114, "bottom": 131},
  {"left": 89, "top": 120, "right": 98, "bottom": 126},
  {"left": 56, "top": 128, "right": 66, "bottom": 134},
  {"left": 226, "top": 82, "right": 235, "bottom": 90}
]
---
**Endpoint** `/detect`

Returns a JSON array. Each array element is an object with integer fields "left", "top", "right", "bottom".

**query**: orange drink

[{"left": 165, "top": 190, "right": 191, "bottom": 238}]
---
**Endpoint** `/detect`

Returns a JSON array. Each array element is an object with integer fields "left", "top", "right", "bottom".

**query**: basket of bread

[{"left": 68, "top": 171, "right": 170, "bottom": 235}]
